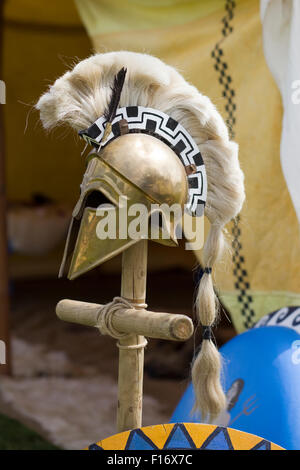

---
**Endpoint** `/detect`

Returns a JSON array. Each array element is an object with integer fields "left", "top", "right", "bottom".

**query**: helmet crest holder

[{"left": 54, "top": 68, "right": 195, "bottom": 433}]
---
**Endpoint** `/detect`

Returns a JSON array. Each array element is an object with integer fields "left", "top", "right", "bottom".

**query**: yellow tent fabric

[
  {"left": 74, "top": 0, "right": 223, "bottom": 35},
  {"left": 3, "top": 0, "right": 91, "bottom": 204},
  {"left": 74, "top": 0, "right": 300, "bottom": 332},
  {"left": 2, "top": 0, "right": 93, "bottom": 279},
  {"left": 5, "top": 0, "right": 81, "bottom": 26}
]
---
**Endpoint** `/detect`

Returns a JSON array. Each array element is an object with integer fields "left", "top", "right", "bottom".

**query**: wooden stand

[
  {"left": 56, "top": 240, "right": 193, "bottom": 433},
  {"left": 117, "top": 240, "right": 147, "bottom": 432}
]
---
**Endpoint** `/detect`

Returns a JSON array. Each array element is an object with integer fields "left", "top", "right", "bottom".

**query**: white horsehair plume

[{"left": 36, "top": 51, "right": 245, "bottom": 421}]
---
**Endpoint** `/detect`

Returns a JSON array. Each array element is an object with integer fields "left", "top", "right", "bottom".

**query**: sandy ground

[
  {"left": 0, "top": 271, "right": 235, "bottom": 449},
  {"left": 0, "top": 337, "right": 185, "bottom": 449}
]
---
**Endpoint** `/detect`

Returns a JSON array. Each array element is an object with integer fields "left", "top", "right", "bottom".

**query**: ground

[{"left": 0, "top": 413, "right": 59, "bottom": 450}]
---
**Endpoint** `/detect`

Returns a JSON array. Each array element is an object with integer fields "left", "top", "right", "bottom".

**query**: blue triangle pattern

[
  {"left": 127, "top": 430, "right": 156, "bottom": 450},
  {"left": 88, "top": 443, "right": 103, "bottom": 450},
  {"left": 252, "top": 440, "right": 270, "bottom": 450},
  {"left": 164, "top": 425, "right": 194, "bottom": 449},
  {"left": 202, "top": 428, "right": 232, "bottom": 450}
]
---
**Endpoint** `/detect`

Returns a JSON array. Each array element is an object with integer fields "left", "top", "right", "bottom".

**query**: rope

[
  {"left": 98, "top": 297, "right": 148, "bottom": 350},
  {"left": 98, "top": 296, "right": 132, "bottom": 339},
  {"left": 117, "top": 338, "right": 148, "bottom": 350}
]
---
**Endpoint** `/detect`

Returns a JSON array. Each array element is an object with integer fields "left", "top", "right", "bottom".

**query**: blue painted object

[{"left": 171, "top": 326, "right": 300, "bottom": 450}]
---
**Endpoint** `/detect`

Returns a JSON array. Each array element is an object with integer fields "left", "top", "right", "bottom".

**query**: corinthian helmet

[{"left": 36, "top": 51, "right": 245, "bottom": 421}]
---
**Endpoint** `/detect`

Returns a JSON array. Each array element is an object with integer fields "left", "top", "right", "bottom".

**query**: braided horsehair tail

[{"left": 192, "top": 224, "right": 225, "bottom": 420}]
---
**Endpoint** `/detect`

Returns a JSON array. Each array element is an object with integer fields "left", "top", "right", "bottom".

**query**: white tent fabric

[{"left": 261, "top": 0, "right": 300, "bottom": 227}]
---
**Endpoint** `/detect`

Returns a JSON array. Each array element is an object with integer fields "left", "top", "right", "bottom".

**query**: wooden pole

[
  {"left": 0, "top": 0, "right": 10, "bottom": 375},
  {"left": 56, "top": 299, "right": 194, "bottom": 341},
  {"left": 117, "top": 240, "right": 147, "bottom": 432}
]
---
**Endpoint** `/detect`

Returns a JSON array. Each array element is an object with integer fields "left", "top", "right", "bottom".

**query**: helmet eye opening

[{"left": 84, "top": 190, "right": 114, "bottom": 210}]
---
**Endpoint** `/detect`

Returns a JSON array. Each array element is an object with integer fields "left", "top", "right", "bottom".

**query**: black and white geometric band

[{"left": 79, "top": 106, "right": 207, "bottom": 217}]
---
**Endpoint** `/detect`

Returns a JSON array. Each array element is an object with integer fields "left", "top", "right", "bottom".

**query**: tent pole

[{"left": 0, "top": 0, "right": 11, "bottom": 375}]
